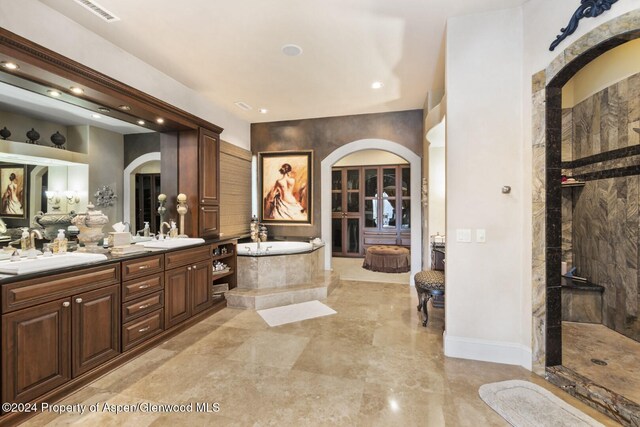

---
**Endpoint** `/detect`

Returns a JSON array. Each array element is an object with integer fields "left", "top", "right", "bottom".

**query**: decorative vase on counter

[
  {"left": 50, "top": 131, "right": 66, "bottom": 149},
  {"left": 71, "top": 203, "right": 109, "bottom": 252},
  {"left": 33, "top": 210, "right": 76, "bottom": 240},
  {"left": 26, "top": 128, "right": 40, "bottom": 144},
  {"left": 0, "top": 127, "right": 11, "bottom": 140}
]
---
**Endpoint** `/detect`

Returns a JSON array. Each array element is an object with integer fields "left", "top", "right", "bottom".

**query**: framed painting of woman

[
  {"left": 260, "top": 151, "right": 312, "bottom": 225},
  {"left": 0, "top": 165, "right": 27, "bottom": 218}
]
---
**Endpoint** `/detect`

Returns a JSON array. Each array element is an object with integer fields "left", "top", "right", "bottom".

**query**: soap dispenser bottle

[
  {"left": 143, "top": 221, "right": 150, "bottom": 237},
  {"left": 20, "top": 227, "right": 30, "bottom": 252},
  {"left": 56, "top": 229, "right": 68, "bottom": 254}
]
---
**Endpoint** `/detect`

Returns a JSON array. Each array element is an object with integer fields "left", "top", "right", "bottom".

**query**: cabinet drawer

[
  {"left": 122, "top": 309, "right": 163, "bottom": 351},
  {"left": 165, "top": 246, "right": 210, "bottom": 270},
  {"left": 2, "top": 264, "right": 120, "bottom": 314},
  {"left": 122, "top": 291, "right": 163, "bottom": 323},
  {"left": 122, "top": 254, "right": 164, "bottom": 281},
  {"left": 122, "top": 273, "right": 164, "bottom": 302}
]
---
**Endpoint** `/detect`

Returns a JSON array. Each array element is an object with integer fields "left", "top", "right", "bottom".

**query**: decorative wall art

[
  {"left": 0, "top": 165, "right": 26, "bottom": 218},
  {"left": 260, "top": 150, "right": 313, "bottom": 225}
]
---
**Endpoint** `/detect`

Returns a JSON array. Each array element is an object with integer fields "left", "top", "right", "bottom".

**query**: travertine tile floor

[
  {"left": 563, "top": 321, "right": 640, "bottom": 404},
  {"left": 24, "top": 280, "right": 616, "bottom": 426},
  {"left": 331, "top": 257, "right": 411, "bottom": 284}
]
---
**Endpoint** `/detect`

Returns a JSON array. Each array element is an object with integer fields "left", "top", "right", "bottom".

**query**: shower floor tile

[{"left": 563, "top": 321, "right": 640, "bottom": 404}]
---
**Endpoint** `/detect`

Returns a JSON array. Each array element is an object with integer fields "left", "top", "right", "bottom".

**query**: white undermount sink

[
  {"left": 0, "top": 253, "right": 108, "bottom": 275},
  {"left": 135, "top": 238, "right": 205, "bottom": 249}
]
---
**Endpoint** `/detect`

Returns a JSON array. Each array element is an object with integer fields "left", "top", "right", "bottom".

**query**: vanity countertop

[{"left": 0, "top": 234, "right": 243, "bottom": 285}]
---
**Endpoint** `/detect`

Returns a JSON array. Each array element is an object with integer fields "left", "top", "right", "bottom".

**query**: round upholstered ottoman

[{"left": 362, "top": 245, "right": 410, "bottom": 273}]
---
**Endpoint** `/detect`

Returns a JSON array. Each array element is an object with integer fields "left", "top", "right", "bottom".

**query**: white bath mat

[
  {"left": 479, "top": 380, "right": 603, "bottom": 427},
  {"left": 257, "top": 300, "right": 336, "bottom": 327}
]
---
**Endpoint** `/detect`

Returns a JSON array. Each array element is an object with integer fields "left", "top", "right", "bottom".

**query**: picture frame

[
  {"left": 259, "top": 150, "right": 313, "bottom": 225},
  {"left": 0, "top": 165, "right": 27, "bottom": 219}
]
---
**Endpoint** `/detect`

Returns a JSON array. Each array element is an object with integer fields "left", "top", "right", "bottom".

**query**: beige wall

[
  {"left": 428, "top": 146, "right": 445, "bottom": 236},
  {"left": 88, "top": 126, "right": 124, "bottom": 223},
  {"left": 334, "top": 150, "right": 408, "bottom": 167},
  {"left": 562, "top": 38, "right": 640, "bottom": 108}
]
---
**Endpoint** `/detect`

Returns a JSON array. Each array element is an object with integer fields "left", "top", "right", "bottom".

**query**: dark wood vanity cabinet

[
  {"left": 2, "top": 298, "right": 71, "bottom": 405},
  {"left": 1, "top": 283, "right": 120, "bottom": 404},
  {"left": 164, "top": 246, "right": 213, "bottom": 329},
  {"left": 72, "top": 285, "right": 120, "bottom": 377}
]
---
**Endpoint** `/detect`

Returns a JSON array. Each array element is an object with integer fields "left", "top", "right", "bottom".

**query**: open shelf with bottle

[{"left": 211, "top": 240, "right": 237, "bottom": 301}]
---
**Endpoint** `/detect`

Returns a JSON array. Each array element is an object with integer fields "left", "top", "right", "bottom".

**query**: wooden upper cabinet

[{"left": 199, "top": 128, "right": 220, "bottom": 205}]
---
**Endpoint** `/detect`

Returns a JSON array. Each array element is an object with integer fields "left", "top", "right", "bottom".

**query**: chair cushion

[{"left": 414, "top": 270, "right": 445, "bottom": 291}]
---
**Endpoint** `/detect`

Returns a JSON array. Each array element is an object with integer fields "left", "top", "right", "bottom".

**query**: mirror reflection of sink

[
  {"left": 135, "top": 238, "right": 205, "bottom": 249},
  {"left": 0, "top": 253, "right": 108, "bottom": 275},
  {"left": 131, "top": 236, "right": 154, "bottom": 243}
]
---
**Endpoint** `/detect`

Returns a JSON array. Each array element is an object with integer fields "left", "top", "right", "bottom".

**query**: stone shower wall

[{"left": 563, "top": 72, "right": 640, "bottom": 342}]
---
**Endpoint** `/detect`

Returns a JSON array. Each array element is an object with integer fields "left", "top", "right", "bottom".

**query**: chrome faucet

[{"left": 158, "top": 222, "right": 171, "bottom": 240}]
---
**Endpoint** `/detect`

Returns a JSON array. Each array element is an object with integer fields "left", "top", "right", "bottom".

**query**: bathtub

[
  {"left": 237, "top": 241, "right": 319, "bottom": 256},
  {"left": 236, "top": 240, "right": 325, "bottom": 289}
]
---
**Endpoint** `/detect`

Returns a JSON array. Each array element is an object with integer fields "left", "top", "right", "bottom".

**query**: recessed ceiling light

[
  {"left": 371, "top": 81, "right": 384, "bottom": 89},
  {"left": 98, "top": 107, "right": 110, "bottom": 113},
  {"left": 156, "top": 118, "right": 164, "bottom": 124},
  {"left": 47, "top": 90, "right": 62, "bottom": 97},
  {"left": 259, "top": 108, "right": 268, "bottom": 114},
  {"left": 92, "top": 114, "right": 102, "bottom": 119},
  {"left": 1, "top": 61, "right": 19, "bottom": 70},
  {"left": 281, "top": 44, "right": 303, "bottom": 57},
  {"left": 70, "top": 86, "right": 84, "bottom": 95},
  {"left": 137, "top": 120, "right": 146, "bottom": 126},
  {"left": 118, "top": 105, "right": 131, "bottom": 111}
]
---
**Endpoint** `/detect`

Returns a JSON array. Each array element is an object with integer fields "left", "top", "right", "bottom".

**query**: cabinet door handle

[
  {"left": 62, "top": 301, "right": 70, "bottom": 308},
  {"left": 201, "top": 199, "right": 205, "bottom": 203},
  {"left": 138, "top": 304, "right": 151, "bottom": 310},
  {"left": 138, "top": 283, "right": 151, "bottom": 289},
  {"left": 138, "top": 326, "right": 151, "bottom": 333},
  {"left": 201, "top": 207, "right": 205, "bottom": 211},
  {"left": 188, "top": 267, "right": 192, "bottom": 271},
  {"left": 75, "top": 298, "right": 83, "bottom": 304},
  {"left": 138, "top": 265, "right": 149, "bottom": 270},
  {"left": 193, "top": 265, "right": 197, "bottom": 269}
]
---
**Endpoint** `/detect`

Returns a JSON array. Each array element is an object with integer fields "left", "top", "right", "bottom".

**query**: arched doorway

[{"left": 321, "top": 139, "right": 422, "bottom": 282}]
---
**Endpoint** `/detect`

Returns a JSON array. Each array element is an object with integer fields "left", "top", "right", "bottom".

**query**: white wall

[
  {"left": 428, "top": 146, "right": 445, "bottom": 236},
  {"left": 444, "top": 0, "right": 640, "bottom": 369},
  {"left": 445, "top": 7, "right": 528, "bottom": 367},
  {"left": 0, "top": 0, "right": 250, "bottom": 150}
]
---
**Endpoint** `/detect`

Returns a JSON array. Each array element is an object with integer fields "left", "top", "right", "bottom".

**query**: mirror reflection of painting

[
  {"left": 0, "top": 166, "right": 25, "bottom": 218},
  {"left": 260, "top": 151, "right": 312, "bottom": 225}
]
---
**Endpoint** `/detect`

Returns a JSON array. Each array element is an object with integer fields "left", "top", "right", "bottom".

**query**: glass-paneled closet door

[{"left": 331, "top": 168, "right": 362, "bottom": 257}]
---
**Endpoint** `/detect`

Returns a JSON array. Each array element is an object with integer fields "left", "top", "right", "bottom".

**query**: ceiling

[{"left": 41, "top": 0, "right": 527, "bottom": 123}]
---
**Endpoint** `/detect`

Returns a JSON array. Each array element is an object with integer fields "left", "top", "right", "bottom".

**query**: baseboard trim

[{"left": 444, "top": 332, "right": 532, "bottom": 370}]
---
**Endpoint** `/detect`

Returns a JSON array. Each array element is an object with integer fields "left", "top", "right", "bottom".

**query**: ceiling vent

[
  {"left": 73, "top": 0, "right": 120, "bottom": 22},
  {"left": 234, "top": 101, "right": 252, "bottom": 111}
]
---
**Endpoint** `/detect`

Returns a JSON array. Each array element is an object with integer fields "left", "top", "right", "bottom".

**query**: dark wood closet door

[{"left": 331, "top": 168, "right": 363, "bottom": 257}]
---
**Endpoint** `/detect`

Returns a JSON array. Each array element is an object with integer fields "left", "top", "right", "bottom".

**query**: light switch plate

[
  {"left": 456, "top": 229, "right": 472, "bottom": 243},
  {"left": 476, "top": 229, "right": 486, "bottom": 243}
]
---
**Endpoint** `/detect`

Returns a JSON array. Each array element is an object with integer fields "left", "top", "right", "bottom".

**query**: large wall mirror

[{"left": 0, "top": 77, "right": 160, "bottom": 241}]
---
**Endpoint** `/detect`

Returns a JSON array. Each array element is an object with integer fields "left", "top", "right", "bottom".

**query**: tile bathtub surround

[{"left": 21, "top": 280, "right": 615, "bottom": 427}]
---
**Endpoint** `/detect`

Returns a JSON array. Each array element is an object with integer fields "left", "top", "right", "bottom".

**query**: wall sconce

[
  {"left": 45, "top": 190, "right": 61, "bottom": 210},
  {"left": 65, "top": 190, "right": 80, "bottom": 206}
]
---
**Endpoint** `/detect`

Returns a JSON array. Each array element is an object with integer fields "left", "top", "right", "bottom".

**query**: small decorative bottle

[
  {"left": 20, "top": 227, "right": 30, "bottom": 252},
  {"left": 55, "top": 229, "right": 68, "bottom": 254},
  {"left": 143, "top": 221, "right": 150, "bottom": 237}
]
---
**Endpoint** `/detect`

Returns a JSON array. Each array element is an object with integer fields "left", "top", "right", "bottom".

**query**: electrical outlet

[
  {"left": 476, "top": 229, "right": 486, "bottom": 243},
  {"left": 456, "top": 229, "right": 472, "bottom": 243}
]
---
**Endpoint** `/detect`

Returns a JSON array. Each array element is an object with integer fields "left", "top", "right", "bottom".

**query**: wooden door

[
  {"left": 165, "top": 267, "right": 191, "bottom": 329},
  {"left": 331, "top": 168, "right": 362, "bottom": 256},
  {"left": 199, "top": 204, "right": 220, "bottom": 238},
  {"left": 2, "top": 298, "right": 71, "bottom": 404},
  {"left": 198, "top": 128, "right": 220, "bottom": 205},
  {"left": 72, "top": 285, "right": 120, "bottom": 377},
  {"left": 191, "top": 259, "right": 213, "bottom": 315}
]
